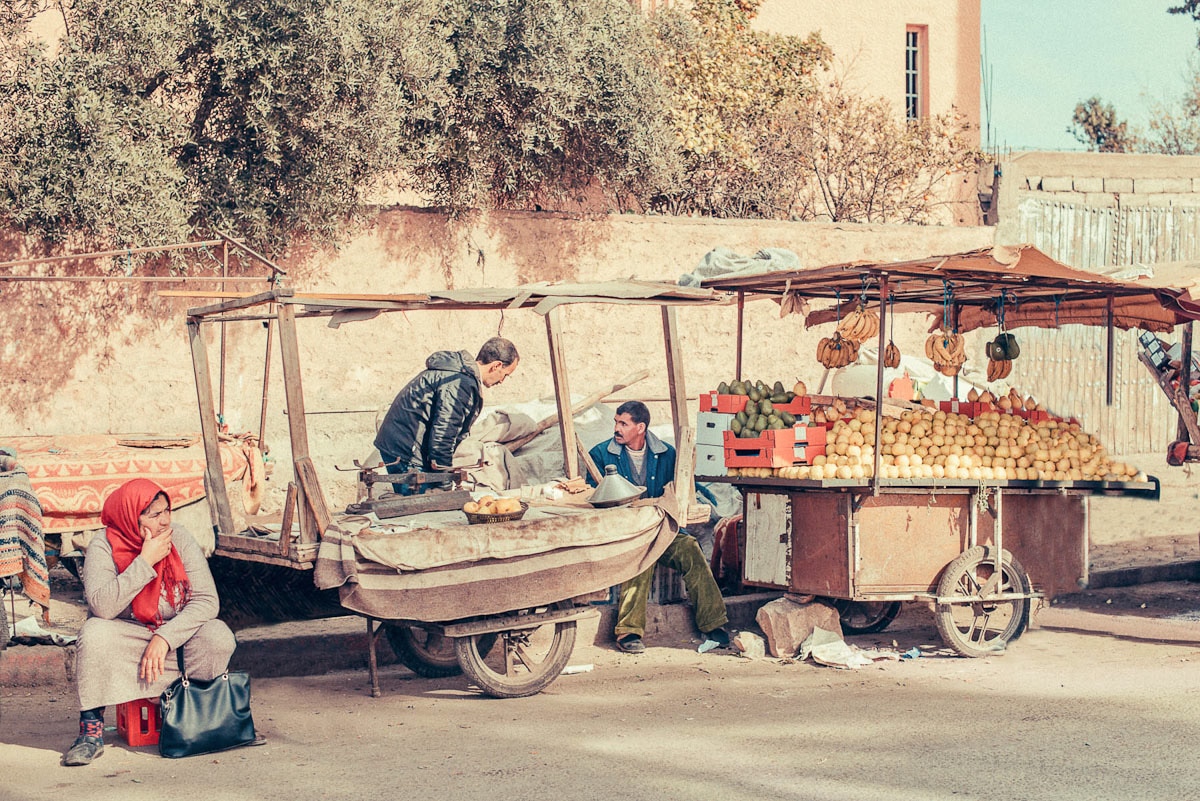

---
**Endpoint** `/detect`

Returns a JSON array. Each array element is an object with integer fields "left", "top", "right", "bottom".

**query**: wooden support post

[
  {"left": 276, "top": 303, "right": 316, "bottom": 541},
  {"left": 1106, "top": 295, "right": 1115, "bottom": 407},
  {"left": 576, "top": 439, "right": 603, "bottom": 484},
  {"left": 188, "top": 318, "right": 236, "bottom": 538},
  {"left": 544, "top": 307, "right": 579, "bottom": 479},
  {"left": 279, "top": 481, "right": 297, "bottom": 557},
  {"left": 1179, "top": 321, "right": 1194, "bottom": 442},
  {"left": 219, "top": 241, "right": 228, "bottom": 420},
  {"left": 662, "top": 306, "right": 694, "bottom": 516}
]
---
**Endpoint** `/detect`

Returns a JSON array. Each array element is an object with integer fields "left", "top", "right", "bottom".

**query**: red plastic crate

[
  {"left": 116, "top": 698, "right": 162, "bottom": 747},
  {"left": 723, "top": 445, "right": 795, "bottom": 468},
  {"left": 699, "top": 393, "right": 812, "bottom": 415}
]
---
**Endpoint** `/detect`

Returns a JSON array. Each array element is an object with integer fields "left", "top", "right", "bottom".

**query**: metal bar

[
  {"left": 872, "top": 276, "right": 889, "bottom": 495},
  {"left": 0, "top": 275, "right": 265, "bottom": 283},
  {"left": 735, "top": 291, "right": 745, "bottom": 381},
  {"left": 276, "top": 303, "right": 315, "bottom": 542},
  {"left": 0, "top": 239, "right": 227, "bottom": 269},
  {"left": 1179, "top": 321, "right": 1194, "bottom": 442},
  {"left": 187, "top": 319, "right": 236, "bottom": 538},
  {"left": 441, "top": 606, "right": 598, "bottom": 638},
  {"left": 258, "top": 314, "right": 274, "bottom": 452},
  {"left": 365, "top": 617, "right": 381, "bottom": 698},
  {"left": 544, "top": 307, "right": 579, "bottom": 479}
]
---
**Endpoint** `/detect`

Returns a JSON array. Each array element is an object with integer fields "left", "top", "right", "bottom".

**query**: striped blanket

[
  {"left": 0, "top": 456, "right": 51, "bottom": 611},
  {"left": 314, "top": 502, "right": 678, "bottom": 622}
]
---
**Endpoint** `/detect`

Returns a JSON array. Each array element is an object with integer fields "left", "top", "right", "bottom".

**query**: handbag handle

[{"left": 176, "top": 643, "right": 189, "bottom": 686}]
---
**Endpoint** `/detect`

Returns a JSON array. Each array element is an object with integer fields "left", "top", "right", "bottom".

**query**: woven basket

[{"left": 464, "top": 500, "right": 529, "bottom": 525}]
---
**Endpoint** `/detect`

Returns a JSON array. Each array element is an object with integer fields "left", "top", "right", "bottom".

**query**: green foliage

[
  {"left": 1069, "top": 96, "right": 1137, "bottom": 153},
  {"left": 649, "top": 0, "right": 832, "bottom": 216},
  {"left": 408, "top": 0, "right": 679, "bottom": 212}
]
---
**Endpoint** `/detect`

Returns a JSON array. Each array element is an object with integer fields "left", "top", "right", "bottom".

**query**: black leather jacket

[{"left": 373, "top": 350, "right": 483, "bottom": 470}]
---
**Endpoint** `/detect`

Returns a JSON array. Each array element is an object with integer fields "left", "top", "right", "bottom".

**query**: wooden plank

[
  {"left": 187, "top": 319, "right": 236, "bottom": 538},
  {"left": 213, "top": 547, "right": 315, "bottom": 569},
  {"left": 576, "top": 438, "right": 602, "bottom": 484},
  {"left": 275, "top": 304, "right": 315, "bottom": 542},
  {"left": 187, "top": 289, "right": 286, "bottom": 317},
  {"left": 279, "top": 482, "right": 297, "bottom": 557},
  {"left": 662, "top": 305, "right": 694, "bottom": 514},
  {"left": 544, "top": 307, "right": 579, "bottom": 479},
  {"left": 346, "top": 489, "right": 472, "bottom": 519},
  {"left": 296, "top": 457, "right": 332, "bottom": 539},
  {"left": 1179, "top": 321, "right": 1194, "bottom": 442}
]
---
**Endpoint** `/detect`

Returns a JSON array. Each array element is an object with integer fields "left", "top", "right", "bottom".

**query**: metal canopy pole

[
  {"left": 544, "top": 307, "right": 580, "bottom": 480},
  {"left": 735, "top": 291, "right": 745, "bottom": 381},
  {"left": 1106, "top": 295, "right": 1115, "bottom": 406},
  {"left": 871, "top": 275, "right": 889, "bottom": 495},
  {"left": 258, "top": 314, "right": 274, "bottom": 452},
  {"left": 219, "top": 241, "right": 229, "bottom": 421}
]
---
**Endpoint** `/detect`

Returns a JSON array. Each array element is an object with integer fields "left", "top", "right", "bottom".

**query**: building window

[{"left": 905, "top": 26, "right": 927, "bottom": 120}]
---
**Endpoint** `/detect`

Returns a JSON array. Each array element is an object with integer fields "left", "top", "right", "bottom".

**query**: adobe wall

[{"left": 1, "top": 209, "right": 992, "bottom": 505}]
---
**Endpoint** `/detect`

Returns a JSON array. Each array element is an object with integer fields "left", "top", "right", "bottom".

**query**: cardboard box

[
  {"left": 696, "top": 411, "right": 735, "bottom": 446},
  {"left": 695, "top": 443, "right": 727, "bottom": 476}
]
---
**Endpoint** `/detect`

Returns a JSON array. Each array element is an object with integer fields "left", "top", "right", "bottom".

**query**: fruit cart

[
  {"left": 177, "top": 278, "right": 727, "bottom": 696},
  {"left": 693, "top": 245, "right": 1187, "bottom": 656}
]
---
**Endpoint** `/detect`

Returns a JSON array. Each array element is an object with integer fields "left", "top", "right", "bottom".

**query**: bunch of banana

[
  {"left": 817, "top": 332, "right": 859, "bottom": 368},
  {"left": 836, "top": 304, "right": 880, "bottom": 344},
  {"left": 883, "top": 341, "right": 901, "bottom": 369},
  {"left": 924, "top": 328, "right": 966, "bottom": 376},
  {"left": 987, "top": 357, "right": 1014, "bottom": 381}
]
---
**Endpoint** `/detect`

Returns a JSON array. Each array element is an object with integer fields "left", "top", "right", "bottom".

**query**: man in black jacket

[{"left": 374, "top": 337, "right": 519, "bottom": 493}]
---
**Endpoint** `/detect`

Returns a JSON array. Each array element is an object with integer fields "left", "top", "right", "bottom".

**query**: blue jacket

[{"left": 587, "top": 431, "right": 675, "bottom": 499}]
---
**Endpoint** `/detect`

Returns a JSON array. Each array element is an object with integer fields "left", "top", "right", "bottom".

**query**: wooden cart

[
  {"left": 180, "top": 278, "right": 728, "bottom": 696},
  {"left": 696, "top": 246, "right": 1184, "bottom": 656}
]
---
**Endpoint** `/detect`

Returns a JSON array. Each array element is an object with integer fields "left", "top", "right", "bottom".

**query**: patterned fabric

[
  {"left": 5, "top": 435, "right": 250, "bottom": 535},
  {"left": 0, "top": 456, "right": 51, "bottom": 610}
]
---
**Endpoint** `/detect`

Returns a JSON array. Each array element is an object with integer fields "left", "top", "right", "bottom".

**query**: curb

[{"left": 1085, "top": 560, "right": 1200, "bottom": 589}]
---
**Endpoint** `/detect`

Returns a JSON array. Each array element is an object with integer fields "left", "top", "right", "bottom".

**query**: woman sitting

[{"left": 63, "top": 478, "right": 236, "bottom": 766}]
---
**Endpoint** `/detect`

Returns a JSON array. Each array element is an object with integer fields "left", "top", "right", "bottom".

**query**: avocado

[
  {"left": 748, "top": 387, "right": 761, "bottom": 403},
  {"left": 780, "top": 411, "right": 796, "bottom": 426},
  {"left": 735, "top": 410, "right": 748, "bottom": 426},
  {"left": 731, "top": 381, "right": 747, "bottom": 396},
  {"left": 759, "top": 399, "right": 774, "bottom": 416},
  {"left": 730, "top": 419, "right": 743, "bottom": 435},
  {"left": 753, "top": 416, "right": 768, "bottom": 432},
  {"left": 770, "top": 393, "right": 788, "bottom": 404},
  {"left": 769, "top": 417, "right": 785, "bottom": 430},
  {"left": 773, "top": 380, "right": 785, "bottom": 395},
  {"left": 717, "top": 381, "right": 729, "bottom": 395}
]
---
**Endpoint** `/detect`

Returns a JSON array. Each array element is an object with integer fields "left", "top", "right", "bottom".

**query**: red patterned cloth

[
  {"left": 0, "top": 455, "right": 51, "bottom": 611},
  {"left": 6, "top": 435, "right": 249, "bottom": 536}
]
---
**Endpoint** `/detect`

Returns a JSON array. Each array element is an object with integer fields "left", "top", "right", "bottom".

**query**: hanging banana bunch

[
  {"left": 924, "top": 328, "right": 966, "bottom": 376},
  {"left": 883, "top": 341, "right": 901, "bottom": 368},
  {"left": 836, "top": 303, "right": 879, "bottom": 344},
  {"left": 986, "top": 357, "right": 1013, "bottom": 381},
  {"left": 817, "top": 331, "right": 859, "bottom": 368}
]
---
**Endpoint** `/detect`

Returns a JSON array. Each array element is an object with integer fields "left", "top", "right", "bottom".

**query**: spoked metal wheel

[
  {"left": 454, "top": 603, "right": 577, "bottom": 698},
  {"left": 832, "top": 599, "right": 902, "bottom": 634},
  {"left": 385, "top": 623, "right": 495, "bottom": 679},
  {"left": 935, "top": 546, "right": 1031, "bottom": 657}
]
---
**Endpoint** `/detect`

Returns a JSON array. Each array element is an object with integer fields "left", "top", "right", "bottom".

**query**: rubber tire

[
  {"left": 455, "top": 609, "right": 577, "bottom": 698},
  {"left": 384, "top": 623, "right": 495, "bottom": 679},
  {"left": 934, "top": 546, "right": 1031, "bottom": 658},
  {"left": 833, "top": 599, "right": 902, "bottom": 634}
]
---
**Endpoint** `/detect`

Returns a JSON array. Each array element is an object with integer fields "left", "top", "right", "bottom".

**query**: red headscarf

[{"left": 101, "top": 478, "right": 190, "bottom": 629}]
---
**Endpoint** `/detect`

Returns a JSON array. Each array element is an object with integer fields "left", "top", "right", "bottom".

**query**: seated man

[{"left": 587, "top": 401, "right": 729, "bottom": 654}]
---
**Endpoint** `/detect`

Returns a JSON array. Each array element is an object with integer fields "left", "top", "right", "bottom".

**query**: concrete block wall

[{"left": 995, "top": 151, "right": 1200, "bottom": 244}]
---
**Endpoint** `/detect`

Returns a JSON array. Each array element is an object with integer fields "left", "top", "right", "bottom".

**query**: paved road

[{"left": 3, "top": 611, "right": 1199, "bottom": 801}]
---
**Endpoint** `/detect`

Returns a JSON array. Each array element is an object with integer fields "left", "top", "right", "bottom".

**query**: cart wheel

[
  {"left": 833, "top": 600, "right": 902, "bottom": 635},
  {"left": 934, "top": 546, "right": 1031, "bottom": 658},
  {"left": 454, "top": 604, "right": 578, "bottom": 698},
  {"left": 384, "top": 623, "right": 495, "bottom": 679},
  {"left": 62, "top": 556, "right": 84, "bottom": 582}
]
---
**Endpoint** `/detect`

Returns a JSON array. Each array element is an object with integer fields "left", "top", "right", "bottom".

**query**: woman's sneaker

[{"left": 61, "top": 735, "right": 104, "bottom": 767}]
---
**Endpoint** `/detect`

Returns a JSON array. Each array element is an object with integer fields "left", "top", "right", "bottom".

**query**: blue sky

[{"left": 982, "top": 0, "right": 1199, "bottom": 150}]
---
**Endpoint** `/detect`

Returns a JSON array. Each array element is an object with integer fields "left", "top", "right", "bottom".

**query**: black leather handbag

[{"left": 158, "top": 645, "right": 256, "bottom": 758}]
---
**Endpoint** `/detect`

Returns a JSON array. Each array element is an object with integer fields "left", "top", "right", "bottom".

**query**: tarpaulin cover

[{"left": 314, "top": 502, "right": 679, "bottom": 622}]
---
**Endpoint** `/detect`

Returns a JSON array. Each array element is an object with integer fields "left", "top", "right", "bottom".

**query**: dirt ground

[{"left": 3, "top": 611, "right": 1200, "bottom": 801}]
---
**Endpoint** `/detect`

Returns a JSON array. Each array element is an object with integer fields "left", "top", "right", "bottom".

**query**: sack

[{"left": 159, "top": 645, "right": 256, "bottom": 759}]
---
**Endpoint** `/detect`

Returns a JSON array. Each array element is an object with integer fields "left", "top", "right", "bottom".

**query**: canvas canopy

[{"left": 698, "top": 244, "right": 1200, "bottom": 334}]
